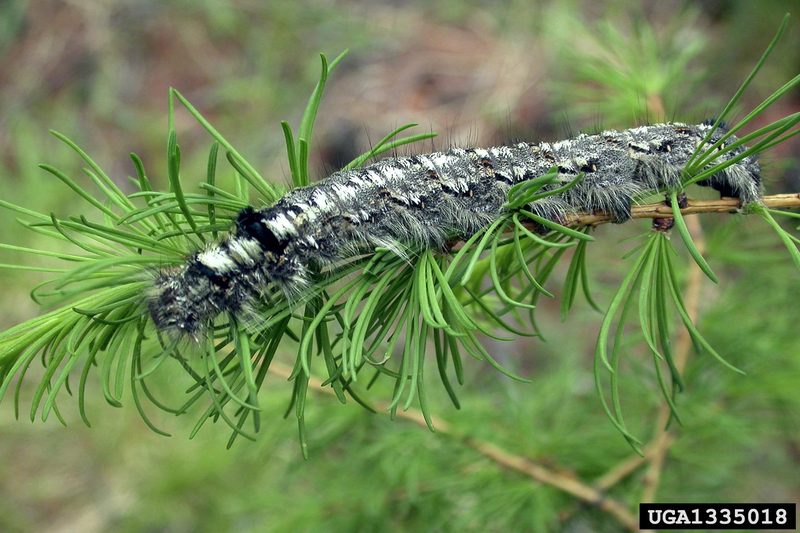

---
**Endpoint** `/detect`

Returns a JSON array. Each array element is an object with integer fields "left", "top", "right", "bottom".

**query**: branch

[
  {"left": 564, "top": 193, "right": 800, "bottom": 227},
  {"left": 268, "top": 362, "right": 640, "bottom": 532}
]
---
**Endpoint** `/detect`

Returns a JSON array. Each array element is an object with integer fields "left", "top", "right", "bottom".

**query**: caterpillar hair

[{"left": 147, "top": 122, "right": 762, "bottom": 334}]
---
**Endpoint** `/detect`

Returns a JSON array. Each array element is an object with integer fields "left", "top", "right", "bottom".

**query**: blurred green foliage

[{"left": 0, "top": 1, "right": 797, "bottom": 531}]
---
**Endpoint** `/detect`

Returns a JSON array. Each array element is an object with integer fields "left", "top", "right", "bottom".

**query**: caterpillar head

[
  {"left": 147, "top": 267, "right": 215, "bottom": 335},
  {"left": 146, "top": 258, "right": 245, "bottom": 336},
  {"left": 146, "top": 207, "right": 310, "bottom": 335}
]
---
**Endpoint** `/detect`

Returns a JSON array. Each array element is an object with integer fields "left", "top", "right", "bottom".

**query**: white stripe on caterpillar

[
  {"left": 197, "top": 248, "right": 237, "bottom": 273},
  {"left": 147, "top": 122, "right": 761, "bottom": 334}
]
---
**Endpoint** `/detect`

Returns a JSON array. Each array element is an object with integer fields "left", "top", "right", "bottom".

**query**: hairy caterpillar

[{"left": 148, "top": 122, "right": 762, "bottom": 334}]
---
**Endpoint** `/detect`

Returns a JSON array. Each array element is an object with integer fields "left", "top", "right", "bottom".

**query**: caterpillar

[{"left": 147, "top": 122, "right": 762, "bottom": 334}]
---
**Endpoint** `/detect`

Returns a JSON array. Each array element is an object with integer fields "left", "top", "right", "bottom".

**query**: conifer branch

[
  {"left": 565, "top": 193, "right": 800, "bottom": 227},
  {"left": 268, "top": 362, "right": 640, "bottom": 532}
]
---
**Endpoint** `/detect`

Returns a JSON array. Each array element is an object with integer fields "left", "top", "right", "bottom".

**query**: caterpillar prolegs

[{"left": 148, "top": 122, "right": 762, "bottom": 334}]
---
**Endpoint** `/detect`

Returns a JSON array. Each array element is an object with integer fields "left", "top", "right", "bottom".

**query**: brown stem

[
  {"left": 268, "top": 362, "right": 640, "bottom": 532},
  {"left": 564, "top": 193, "right": 800, "bottom": 227},
  {"left": 557, "top": 434, "right": 675, "bottom": 525},
  {"left": 593, "top": 440, "right": 661, "bottom": 491}
]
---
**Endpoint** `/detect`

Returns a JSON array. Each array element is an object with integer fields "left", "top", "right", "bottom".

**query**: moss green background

[{"left": 0, "top": 1, "right": 798, "bottom": 531}]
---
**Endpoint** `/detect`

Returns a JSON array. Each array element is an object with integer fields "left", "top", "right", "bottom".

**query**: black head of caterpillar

[
  {"left": 148, "top": 206, "right": 304, "bottom": 334},
  {"left": 146, "top": 122, "right": 762, "bottom": 335}
]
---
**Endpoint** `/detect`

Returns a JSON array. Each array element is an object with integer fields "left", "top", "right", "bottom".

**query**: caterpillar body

[{"left": 148, "top": 122, "right": 762, "bottom": 334}]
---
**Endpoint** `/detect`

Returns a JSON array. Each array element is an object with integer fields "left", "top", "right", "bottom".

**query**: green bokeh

[{"left": 0, "top": 1, "right": 797, "bottom": 531}]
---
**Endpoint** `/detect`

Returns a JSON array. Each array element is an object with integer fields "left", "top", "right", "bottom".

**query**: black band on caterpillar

[{"left": 148, "top": 122, "right": 762, "bottom": 334}]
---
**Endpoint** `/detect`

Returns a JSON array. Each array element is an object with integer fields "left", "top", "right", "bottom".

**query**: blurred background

[{"left": 0, "top": 0, "right": 798, "bottom": 531}]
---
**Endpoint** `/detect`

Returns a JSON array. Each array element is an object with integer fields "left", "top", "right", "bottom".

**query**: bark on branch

[{"left": 565, "top": 193, "right": 800, "bottom": 227}]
